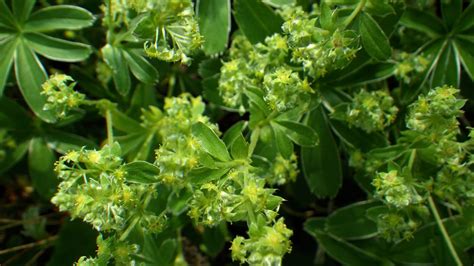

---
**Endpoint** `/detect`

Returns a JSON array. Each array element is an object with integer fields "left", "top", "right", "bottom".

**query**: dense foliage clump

[{"left": 0, "top": 0, "right": 473, "bottom": 265}]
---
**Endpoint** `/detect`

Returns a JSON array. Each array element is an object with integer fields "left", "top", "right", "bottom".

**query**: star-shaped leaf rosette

[{"left": 0, "top": 0, "right": 94, "bottom": 122}]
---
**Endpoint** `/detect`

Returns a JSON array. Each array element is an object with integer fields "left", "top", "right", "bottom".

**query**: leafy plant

[{"left": 0, "top": 0, "right": 473, "bottom": 265}]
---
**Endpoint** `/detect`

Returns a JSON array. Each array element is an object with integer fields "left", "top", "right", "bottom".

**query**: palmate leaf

[{"left": 0, "top": 0, "right": 94, "bottom": 122}]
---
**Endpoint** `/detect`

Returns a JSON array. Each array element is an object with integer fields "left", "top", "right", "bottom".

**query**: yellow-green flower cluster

[
  {"left": 281, "top": 6, "right": 359, "bottom": 78},
  {"left": 375, "top": 212, "right": 421, "bottom": 242},
  {"left": 76, "top": 235, "right": 139, "bottom": 266},
  {"left": 133, "top": 0, "right": 203, "bottom": 64},
  {"left": 41, "top": 74, "right": 85, "bottom": 119},
  {"left": 263, "top": 67, "right": 313, "bottom": 112},
  {"left": 394, "top": 52, "right": 429, "bottom": 83},
  {"left": 406, "top": 85, "right": 466, "bottom": 139},
  {"left": 0, "top": 130, "right": 16, "bottom": 162},
  {"left": 266, "top": 153, "right": 299, "bottom": 186},
  {"left": 372, "top": 170, "right": 422, "bottom": 208},
  {"left": 231, "top": 217, "right": 292, "bottom": 265},
  {"left": 344, "top": 90, "right": 398, "bottom": 133},
  {"left": 52, "top": 143, "right": 163, "bottom": 233},
  {"left": 154, "top": 94, "right": 218, "bottom": 185}
]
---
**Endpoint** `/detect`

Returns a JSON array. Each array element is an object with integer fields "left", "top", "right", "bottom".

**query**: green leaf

[
  {"left": 12, "top": 0, "right": 36, "bottom": 24},
  {"left": 192, "top": 122, "right": 231, "bottom": 162},
  {"left": 202, "top": 223, "right": 229, "bottom": 257},
  {"left": 326, "top": 201, "right": 380, "bottom": 240},
  {"left": 223, "top": 121, "right": 246, "bottom": 147},
  {"left": 167, "top": 190, "right": 193, "bottom": 215},
  {"left": 456, "top": 2, "right": 474, "bottom": 32},
  {"left": 440, "top": 0, "right": 462, "bottom": 29},
  {"left": 399, "top": 8, "right": 446, "bottom": 37},
  {"left": 230, "top": 133, "right": 249, "bottom": 159},
  {"left": 233, "top": 0, "right": 283, "bottom": 44},
  {"left": 28, "top": 138, "right": 58, "bottom": 199},
  {"left": 272, "top": 120, "right": 318, "bottom": 147},
  {"left": 271, "top": 125, "right": 293, "bottom": 158},
  {"left": 0, "top": 140, "right": 29, "bottom": 175},
  {"left": 262, "top": 0, "right": 295, "bottom": 7},
  {"left": 0, "top": 1, "right": 16, "bottom": 28},
  {"left": 102, "top": 44, "right": 131, "bottom": 95},
  {"left": 330, "top": 120, "right": 388, "bottom": 152},
  {"left": 26, "top": 33, "right": 91, "bottom": 62},
  {"left": 188, "top": 167, "right": 230, "bottom": 185},
  {"left": 453, "top": 38, "right": 474, "bottom": 80},
  {"left": 365, "top": 0, "right": 395, "bottom": 17},
  {"left": 0, "top": 97, "right": 32, "bottom": 130},
  {"left": 44, "top": 129, "right": 97, "bottom": 154},
  {"left": 0, "top": 38, "right": 17, "bottom": 96},
  {"left": 142, "top": 237, "right": 178, "bottom": 266},
  {"left": 109, "top": 107, "right": 144, "bottom": 133},
  {"left": 197, "top": 0, "right": 231, "bottom": 54},
  {"left": 431, "top": 42, "right": 460, "bottom": 88},
  {"left": 359, "top": 12, "right": 392, "bottom": 61},
  {"left": 305, "top": 218, "right": 391, "bottom": 266},
  {"left": 14, "top": 41, "right": 56, "bottom": 123},
  {"left": 123, "top": 161, "right": 160, "bottom": 183},
  {"left": 123, "top": 50, "right": 159, "bottom": 84},
  {"left": 328, "top": 62, "right": 396, "bottom": 87},
  {"left": 47, "top": 220, "right": 98, "bottom": 266},
  {"left": 25, "top": 5, "right": 95, "bottom": 32},
  {"left": 301, "top": 107, "right": 342, "bottom": 198}
]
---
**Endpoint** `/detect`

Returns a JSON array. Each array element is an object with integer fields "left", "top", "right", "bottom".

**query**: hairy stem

[{"left": 427, "top": 196, "right": 462, "bottom": 266}]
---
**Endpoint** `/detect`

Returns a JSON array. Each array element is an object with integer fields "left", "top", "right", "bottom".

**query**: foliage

[{"left": 0, "top": 0, "right": 473, "bottom": 265}]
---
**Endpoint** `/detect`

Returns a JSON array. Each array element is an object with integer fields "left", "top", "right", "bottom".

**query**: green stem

[
  {"left": 246, "top": 203, "right": 257, "bottom": 226},
  {"left": 248, "top": 127, "right": 260, "bottom": 157},
  {"left": 408, "top": 149, "right": 416, "bottom": 172},
  {"left": 106, "top": 109, "right": 114, "bottom": 145},
  {"left": 344, "top": 0, "right": 366, "bottom": 28},
  {"left": 427, "top": 196, "right": 462, "bottom": 266}
]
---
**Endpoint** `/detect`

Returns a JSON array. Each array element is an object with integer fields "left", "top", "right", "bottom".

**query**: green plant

[{"left": 0, "top": 0, "right": 473, "bottom": 265}]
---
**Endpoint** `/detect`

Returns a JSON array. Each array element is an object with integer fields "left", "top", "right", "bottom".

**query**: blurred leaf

[
  {"left": 47, "top": 220, "right": 98, "bottom": 266},
  {"left": 431, "top": 42, "right": 460, "bottom": 88},
  {"left": 0, "top": 140, "right": 29, "bottom": 175},
  {"left": 359, "top": 12, "right": 392, "bottom": 61},
  {"left": 326, "top": 201, "right": 380, "bottom": 240},
  {"left": 201, "top": 223, "right": 229, "bottom": 257},
  {"left": 305, "top": 218, "right": 392, "bottom": 266},
  {"left": 301, "top": 107, "right": 342, "bottom": 198},
  {"left": 192, "top": 122, "right": 231, "bottom": 162},
  {"left": 365, "top": 0, "right": 395, "bottom": 17},
  {"left": 28, "top": 138, "right": 58, "bottom": 199},
  {"left": 440, "top": 0, "right": 462, "bottom": 29},
  {"left": 197, "top": 0, "right": 231, "bottom": 54},
  {"left": 45, "top": 129, "right": 97, "bottom": 154},
  {"left": 455, "top": 2, "right": 474, "bottom": 32},
  {"left": 0, "top": 38, "right": 16, "bottom": 95},
  {"left": 453, "top": 38, "right": 474, "bottom": 80},
  {"left": 263, "top": 0, "right": 294, "bottom": 7},
  {"left": 12, "top": 0, "right": 36, "bottom": 24},
  {"left": 21, "top": 206, "right": 47, "bottom": 240},
  {"left": 142, "top": 237, "right": 178, "bottom": 266},
  {"left": 233, "top": 0, "right": 283, "bottom": 44},
  {"left": 399, "top": 8, "right": 446, "bottom": 37}
]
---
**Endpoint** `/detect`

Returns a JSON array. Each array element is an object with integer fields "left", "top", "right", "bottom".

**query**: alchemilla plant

[{"left": 0, "top": 0, "right": 473, "bottom": 265}]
